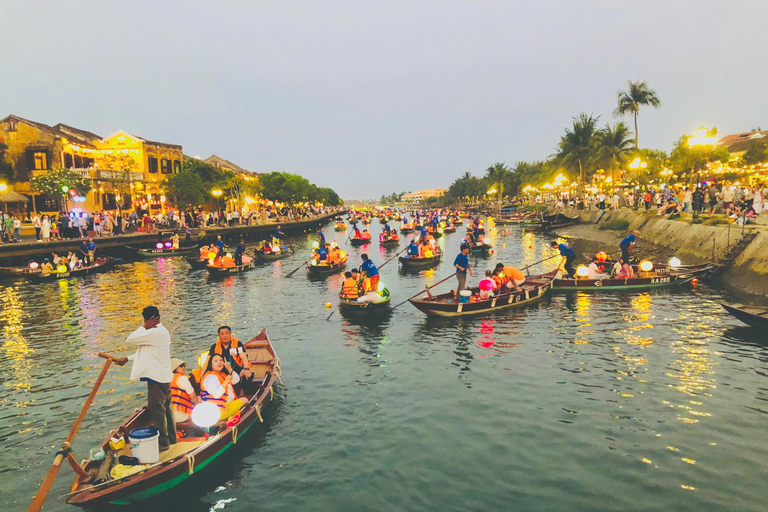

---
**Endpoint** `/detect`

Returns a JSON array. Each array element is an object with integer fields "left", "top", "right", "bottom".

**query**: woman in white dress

[
  {"left": 41, "top": 215, "right": 51, "bottom": 241},
  {"left": 753, "top": 186, "right": 763, "bottom": 215}
]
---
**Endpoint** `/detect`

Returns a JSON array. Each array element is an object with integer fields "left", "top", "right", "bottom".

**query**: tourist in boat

[
  {"left": 383, "top": 222, "right": 391, "bottom": 236},
  {"left": 620, "top": 231, "right": 639, "bottom": 264},
  {"left": 200, "top": 354, "right": 246, "bottom": 421},
  {"left": 215, "top": 235, "right": 225, "bottom": 255},
  {"left": 616, "top": 257, "right": 634, "bottom": 279},
  {"left": 200, "top": 245, "right": 211, "bottom": 259},
  {"left": 114, "top": 306, "right": 176, "bottom": 452},
  {"left": 494, "top": 263, "right": 526, "bottom": 292},
  {"left": 326, "top": 245, "right": 341, "bottom": 266},
  {"left": 587, "top": 256, "right": 609, "bottom": 280},
  {"left": 454, "top": 244, "right": 473, "bottom": 296},
  {"left": 40, "top": 258, "right": 54, "bottom": 275},
  {"left": 273, "top": 225, "right": 286, "bottom": 246},
  {"left": 313, "top": 243, "right": 329, "bottom": 263},
  {"left": 551, "top": 241, "right": 576, "bottom": 278},
  {"left": 360, "top": 253, "right": 380, "bottom": 291},
  {"left": 479, "top": 270, "right": 495, "bottom": 299},
  {"left": 340, "top": 271, "right": 361, "bottom": 300},
  {"left": 207, "top": 326, "right": 254, "bottom": 384},
  {"left": 407, "top": 239, "right": 420, "bottom": 257},
  {"left": 172, "top": 233, "right": 180, "bottom": 249},
  {"left": 170, "top": 358, "right": 200, "bottom": 423},
  {"left": 318, "top": 229, "right": 326, "bottom": 245},
  {"left": 353, "top": 226, "right": 362, "bottom": 239},
  {"left": 79, "top": 239, "right": 91, "bottom": 266},
  {"left": 234, "top": 239, "right": 246, "bottom": 266},
  {"left": 361, "top": 229, "right": 371, "bottom": 240},
  {"left": 86, "top": 238, "right": 96, "bottom": 265}
]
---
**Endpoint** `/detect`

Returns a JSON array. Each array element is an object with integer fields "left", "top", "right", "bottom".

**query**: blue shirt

[
  {"left": 360, "top": 259, "right": 378, "bottom": 277},
  {"left": 318, "top": 231, "right": 325, "bottom": 243},
  {"left": 86, "top": 242, "right": 96, "bottom": 252},
  {"left": 620, "top": 234, "right": 635, "bottom": 247},
  {"left": 454, "top": 253, "right": 469, "bottom": 274},
  {"left": 317, "top": 248, "right": 328, "bottom": 261},
  {"left": 215, "top": 240, "right": 225, "bottom": 251},
  {"left": 235, "top": 244, "right": 246, "bottom": 255},
  {"left": 420, "top": 226, "right": 428, "bottom": 237},
  {"left": 80, "top": 242, "right": 89, "bottom": 253},
  {"left": 408, "top": 243, "right": 419, "bottom": 255},
  {"left": 274, "top": 228, "right": 284, "bottom": 239},
  {"left": 384, "top": 224, "right": 391, "bottom": 233},
  {"left": 431, "top": 217, "right": 438, "bottom": 227},
  {"left": 558, "top": 243, "right": 576, "bottom": 257}
]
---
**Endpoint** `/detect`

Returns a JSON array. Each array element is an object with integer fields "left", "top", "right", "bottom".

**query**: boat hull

[
  {"left": 127, "top": 246, "right": 199, "bottom": 258},
  {"left": 339, "top": 289, "right": 392, "bottom": 313},
  {"left": 399, "top": 254, "right": 442, "bottom": 270},
  {"left": 206, "top": 259, "right": 255, "bottom": 277},
  {"left": 254, "top": 250, "right": 292, "bottom": 261},
  {"left": 721, "top": 303, "right": 768, "bottom": 328},
  {"left": 350, "top": 238, "right": 371, "bottom": 247},
  {"left": 307, "top": 261, "right": 346, "bottom": 276},
  {"left": 550, "top": 265, "right": 710, "bottom": 291},
  {"left": 184, "top": 257, "right": 209, "bottom": 270}
]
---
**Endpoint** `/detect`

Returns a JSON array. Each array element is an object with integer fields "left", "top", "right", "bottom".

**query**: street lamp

[{"left": 212, "top": 189, "right": 223, "bottom": 209}]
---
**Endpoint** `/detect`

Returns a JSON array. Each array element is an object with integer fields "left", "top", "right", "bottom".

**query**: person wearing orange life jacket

[
  {"left": 340, "top": 271, "right": 360, "bottom": 300},
  {"left": 200, "top": 354, "right": 246, "bottom": 421},
  {"left": 494, "top": 263, "right": 526, "bottom": 292},
  {"left": 207, "top": 326, "right": 253, "bottom": 385},
  {"left": 170, "top": 358, "right": 200, "bottom": 422}
]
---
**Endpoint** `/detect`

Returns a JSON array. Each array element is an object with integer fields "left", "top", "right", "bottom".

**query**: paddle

[
  {"left": 522, "top": 254, "right": 560, "bottom": 274},
  {"left": 392, "top": 272, "right": 457, "bottom": 309},
  {"left": 284, "top": 259, "right": 310, "bottom": 278},
  {"left": 28, "top": 352, "right": 121, "bottom": 512},
  {"left": 378, "top": 247, "right": 407, "bottom": 270}
]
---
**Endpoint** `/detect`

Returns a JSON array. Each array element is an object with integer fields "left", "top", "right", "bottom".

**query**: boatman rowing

[
  {"left": 359, "top": 253, "right": 379, "bottom": 291},
  {"left": 620, "top": 231, "right": 640, "bottom": 264},
  {"left": 551, "top": 240, "right": 577, "bottom": 278}
]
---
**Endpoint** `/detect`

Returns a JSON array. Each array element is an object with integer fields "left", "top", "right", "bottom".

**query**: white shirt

[
  {"left": 588, "top": 262, "right": 607, "bottom": 279},
  {"left": 32, "top": 215, "right": 41, "bottom": 227},
  {"left": 202, "top": 371, "right": 240, "bottom": 400},
  {"left": 125, "top": 323, "right": 173, "bottom": 383}
]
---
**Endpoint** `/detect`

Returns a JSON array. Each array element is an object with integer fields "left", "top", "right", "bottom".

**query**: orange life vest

[
  {"left": 222, "top": 256, "right": 235, "bottom": 268},
  {"left": 170, "top": 372, "right": 194, "bottom": 415},
  {"left": 341, "top": 278, "right": 359, "bottom": 299},
  {"left": 200, "top": 370, "right": 233, "bottom": 410},
  {"left": 212, "top": 339, "right": 247, "bottom": 369}
]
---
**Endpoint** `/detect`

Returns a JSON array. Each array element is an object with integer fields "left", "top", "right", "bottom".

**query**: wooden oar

[
  {"left": 285, "top": 259, "right": 310, "bottom": 278},
  {"left": 28, "top": 352, "right": 121, "bottom": 512},
  {"left": 378, "top": 246, "right": 407, "bottom": 270},
  {"left": 392, "top": 272, "right": 457, "bottom": 309},
  {"left": 522, "top": 254, "right": 559, "bottom": 274}
]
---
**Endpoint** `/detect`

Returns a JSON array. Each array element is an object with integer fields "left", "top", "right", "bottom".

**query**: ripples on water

[{"left": 1, "top": 223, "right": 767, "bottom": 511}]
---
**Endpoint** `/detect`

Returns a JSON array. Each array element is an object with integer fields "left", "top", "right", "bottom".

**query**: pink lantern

[
  {"left": 164, "top": 242, "right": 173, "bottom": 248},
  {"left": 156, "top": 243, "right": 164, "bottom": 249},
  {"left": 479, "top": 278, "right": 494, "bottom": 291}
]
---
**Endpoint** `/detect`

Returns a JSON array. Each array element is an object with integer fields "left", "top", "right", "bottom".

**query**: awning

[{"left": 0, "top": 191, "right": 30, "bottom": 203}]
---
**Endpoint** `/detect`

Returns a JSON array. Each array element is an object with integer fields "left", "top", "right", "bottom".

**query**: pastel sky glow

[{"left": 2, "top": 0, "right": 766, "bottom": 198}]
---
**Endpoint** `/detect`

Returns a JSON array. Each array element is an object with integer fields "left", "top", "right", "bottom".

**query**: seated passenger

[
  {"left": 478, "top": 270, "right": 495, "bottom": 299},
  {"left": 170, "top": 358, "right": 200, "bottom": 423},
  {"left": 340, "top": 271, "right": 360, "bottom": 300},
  {"left": 617, "top": 257, "right": 634, "bottom": 279},
  {"left": 327, "top": 245, "right": 339, "bottom": 265},
  {"left": 407, "top": 239, "right": 419, "bottom": 257},
  {"left": 200, "top": 354, "right": 246, "bottom": 421},
  {"left": 40, "top": 258, "right": 54, "bottom": 275},
  {"left": 587, "top": 257, "right": 609, "bottom": 280}
]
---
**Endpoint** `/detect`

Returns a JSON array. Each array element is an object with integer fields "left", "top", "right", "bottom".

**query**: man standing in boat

[
  {"left": 234, "top": 239, "right": 246, "bottom": 266},
  {"left": 359, "top": 253, "right": 380, "bottom": 292},
  {"left": 551, "top": 241, "right": 577, "bottom": 278},
  {"left": 454, "top": 244, "right": 473, "bottom": 296},
  {"left": 114, "top": 306, "right": 176, "bottom": 452},
  {"left": 620, "top": 231, "right": 640, "bottom": 264}
]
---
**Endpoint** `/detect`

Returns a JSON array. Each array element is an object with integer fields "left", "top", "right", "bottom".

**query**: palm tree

[
  {"left": 556, "top": 113, "right": 600, "bottom": 187},
  {"left": 613, "top": 80, "right": 661, "bottom": 148},
  {"left": 484, "top": 162, "right": 510, "bottom": 200},
  {"left": 595, "top": 122, "right": 634, "bottom": 182}
]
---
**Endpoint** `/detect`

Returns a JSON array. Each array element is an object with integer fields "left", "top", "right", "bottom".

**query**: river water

[{"left": 1, "top": 221, "right": 766, "bottom": 512}]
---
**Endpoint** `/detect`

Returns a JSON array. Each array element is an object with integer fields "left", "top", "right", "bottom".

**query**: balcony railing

[{"left": 98, "top": 170, "right": 144, "bottom": 181}]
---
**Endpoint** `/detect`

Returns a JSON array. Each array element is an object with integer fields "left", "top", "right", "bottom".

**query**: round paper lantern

[
  {"left": 312, "top": 241, "right": 320, "bottom": 249},
  {"left": 164, "top": 242, "right": 172, "bottom": 248},
  {"left": 639, "top": 260, "right": 653, "bottom": 272},
  {"left": 576, "top": 265, "right": 589, "bottom": 277},
  {"left": 479, "top": 279, "right": 494, "bottom": 291},
  {"left": 668, "top": 257, "right": 681, "bottom": 268},
  {"left": 57, "top": 265, "right": 67, "bottom": 273},
  {"left": 156, "top": 243, "right": 164, "bottom": 249},
  {"left": 29, "top": 262, "right": 39, "bottom": 270},
  {"left": 191, "top": 402, "right": 221, "bottom": 428}
]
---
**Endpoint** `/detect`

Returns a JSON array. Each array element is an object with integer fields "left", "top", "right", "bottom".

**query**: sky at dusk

[{"left": 2, "top": 1, "right": 767, "bottom": 199}]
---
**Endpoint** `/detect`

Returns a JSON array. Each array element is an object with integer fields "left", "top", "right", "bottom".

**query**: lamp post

[
  {"left": 212, "top": 189, "right": 223, "bottom": 210},
  {"left": 628, "top": 158, "right": 646, "bottom": 210}
]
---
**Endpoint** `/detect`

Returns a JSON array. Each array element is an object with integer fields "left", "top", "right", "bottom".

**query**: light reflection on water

[{"left": 0, "top": 225, "right": 767, "bottom": 511}]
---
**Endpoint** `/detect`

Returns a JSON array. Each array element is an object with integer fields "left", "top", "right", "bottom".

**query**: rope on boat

[
  {"left": 274, "top": 358, "right": 283, "bottom": 385},
  {"left": 187, "top": 454, "right": 195, "bottom": 475},
  {"left": 269, "top": 386, "right": 274, "bottom": 400},
  {"left": 232, "top": 426, "right": 238, "bottom": 444},
  {"left": 254, "top": 405, "right": 263, "bottom": 423}
]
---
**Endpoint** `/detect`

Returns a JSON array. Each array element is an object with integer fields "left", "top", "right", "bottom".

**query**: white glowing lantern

[
  {"left": 197, "top": 351, "right": 209, "bottom": 371},
  {"left": 377, "top": 281, "right": 385, "bottom": 293},
  {"left": 668, "top": 257, "right": 681, "bottom": 268},
  {"left": 576, "top": 265, "right": 589, "bottom": 278},
  {"left": 312, "top": 241, "right": 320, "bottom": 249},
  {"left": 639, "top": 260, "right": 653, "bottom": 272},
  {"left": 156, "top": 243, "right": 164, "bottom": 249},
  {"left": 29, "top": 262, "right": 39, "bottom": 270},
  {"left": 191, "top": 402, "right": 221, "bottom": 428}
]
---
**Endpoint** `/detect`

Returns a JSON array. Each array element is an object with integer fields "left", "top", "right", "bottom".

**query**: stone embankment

[{"left": 553, "top": 208, "right": 767, "bottom": 297}]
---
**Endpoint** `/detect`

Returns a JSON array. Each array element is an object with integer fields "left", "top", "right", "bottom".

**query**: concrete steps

[{"left": 710, "top": 231, "right": 758, "bottom": 275}]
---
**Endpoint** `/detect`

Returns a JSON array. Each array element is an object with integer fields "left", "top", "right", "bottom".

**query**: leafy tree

[
  {"left": 556, "top": 113, "right": 600, "bottom": 186},
  {"left": 446, "top": 171, "right": 486, "bottom": 203},
  {"left": 742, "top": 140, "right": 767, "bottom": 165},
  {"left": 632, "top": 148, "right": 668, "bottom": 184},
  {"left": 613, "top": 80, "right": 661, "bottom": 148},
  {"left": 0, "top": 141, "right": 14, "bottom": 181},
  {"left": 100, "top": 153, "right": 138, "bottom": 204},
  {"left": 484, "top": 162, "right": 512, "bottom": 200},
  {"left": 669, "top": 128, "right": 730, "bottom": 182},
  {"left": 31, "top": 167, "right": 92, "bottom": 198},
  {"left": 163, "top": 169, "right": 206, "bottom": 207},
  {"left": 594, "top": 122, "right": 634, "bottom": 182}
]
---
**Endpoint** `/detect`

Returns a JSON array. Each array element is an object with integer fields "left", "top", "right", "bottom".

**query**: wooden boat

[
  {"left": 548, "top": 264, "right": 711, "bottom": 291},
  {"left": 399, "top": 252, "right": 442, "bottom": 270},
  {"left": 468, "top": 240, "right": 492, "bottom": 254},
  {"left": 379, "top": 237, "right": 400, "bottom": 248},
  {"left": 65, "top": 329, "right": 280, "bottom": 508},
  {"left": 0, "top": 257, "right": 119, "bottom": 281},
  {"left": 442, "top": 225, "right": 456, "bottom": 233},
  {"left": 254, "top": 247, "right": 293, "bottom": 261},
  {"left": 523, "top": 214, "right": 579, "bottom": 232},
  {"left": 350, "top": 237, "right": 372, "bottom": 247},
  {"left": 126, "top": 245, "right": 199, "bottom": 258},
  {"left": 466, "top": 226, "right": 486, "bottom": 235},
  {"left": 426, "top": 230, "right": 443, "bottom": 239},
  {"left": 206, "top": 256, "right": 255, "bottom": 277},
  {"left": 409, "top": 273, "right": 552, "bottom": 317},
  {"left": 339, "top": 287, "right": 392, "bottom": 313},
  {"left": 721, "top": 303, "right": 768, "bottom": 329},
  {"left": 491, "top": 212, "right": 538, "bottom": 225},
  {"left": 334, "top": 223, "right": 347, "bottom": 232},
  {"left": 184, "top": 256, "right": 209, "bottom": 270},
  {"left": 307, "top": 255, "right": 347, "bottom": 276}
]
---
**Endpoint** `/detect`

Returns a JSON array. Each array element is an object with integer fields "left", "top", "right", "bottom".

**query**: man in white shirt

[
  {"left": 587, "top": 257, "right": 609, "bottom": 280},
  {"left": 116, "top": 306, "right": 176, "bottom": 451},
  {"left": 32, "top": 213, "right": 41, "bottom": 241}
]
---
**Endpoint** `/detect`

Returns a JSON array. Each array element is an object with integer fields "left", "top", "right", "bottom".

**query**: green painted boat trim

[{"left": 108, "top": 419, "right": 258, "bottom": 504}]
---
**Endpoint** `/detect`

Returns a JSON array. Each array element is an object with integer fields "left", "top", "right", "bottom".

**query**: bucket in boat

[
  {"left": 129, "top": 427, "right": 160, "bottom": 463},
  {"left": 459, "top": 290, "right": 472, "bottom": 303}
]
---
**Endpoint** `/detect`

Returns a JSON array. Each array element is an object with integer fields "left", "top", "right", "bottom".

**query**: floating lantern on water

[
  {"left": 156, "top": 243, "right": 164, "bottom": 249},
  {"left": 691, "top": 278, "right": 698, "bottom": 286},
  {"left": 576, "top": 265, "right": 589, "bottom": 278},
  {"left": 639, "top": 260, "right": 653, "bottom": 272},
  {"left": 29, "top": 262, "right": 39, "bottom": 270},
  {"left": 325, "top": 302, "right": 332, "bottom": 308},
  {"left": 191, "top": 402, "right": 221, "bottom": 428},
  {"left": 164, "top": 242, "right": 172, "bottom": 248},
  {"left": 57, "top": 265, "right": 67, "bottom": 273},
  {"left": 669, "top": 257, "right": 681, "bottom": 268}
]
